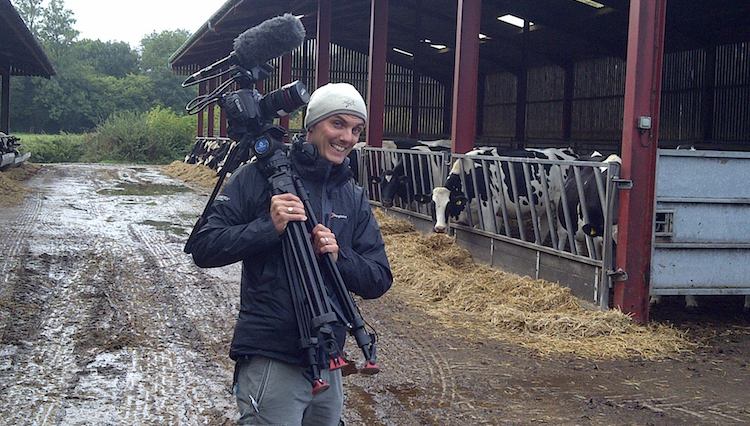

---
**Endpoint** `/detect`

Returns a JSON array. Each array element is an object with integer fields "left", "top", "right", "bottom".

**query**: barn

[
  {"left": 170, "top": 0, "right": 750, "bottom": 323},
  {"left": 0, "top": 0, "right": 55, "bottom": 168}
]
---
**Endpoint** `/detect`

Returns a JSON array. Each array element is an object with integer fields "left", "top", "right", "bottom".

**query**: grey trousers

[{"left": 234, "top": 356, "right": 343, "bottom": 426}]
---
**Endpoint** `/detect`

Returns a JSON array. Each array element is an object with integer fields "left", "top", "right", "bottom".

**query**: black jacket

[{"left": 190, "top": 142, "right": 392, "bottom": 365}]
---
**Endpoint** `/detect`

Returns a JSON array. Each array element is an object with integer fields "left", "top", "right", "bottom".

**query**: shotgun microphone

[{"left": 183, "top": 13, "right": 306, "bottom": 86}]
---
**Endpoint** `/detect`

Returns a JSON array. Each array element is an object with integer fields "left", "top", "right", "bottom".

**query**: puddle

[
  {"left": 141, "top": 220, "right": 189, "bottom": 236},
  {"left": 97, "top": 183, "right": 190, "bottom": 196}
]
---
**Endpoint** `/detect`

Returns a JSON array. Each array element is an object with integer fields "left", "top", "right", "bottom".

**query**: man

[{"left": 190, "top": 82, "right": 392, "bottom": 425}]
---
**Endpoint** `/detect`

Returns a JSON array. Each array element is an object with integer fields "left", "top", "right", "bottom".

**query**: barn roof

[
  {"left": 169, "top": 0, "right": 750, "bottom": 84},
  {"left": 0, "top": 0, "right": 55, "bottom": 78}
]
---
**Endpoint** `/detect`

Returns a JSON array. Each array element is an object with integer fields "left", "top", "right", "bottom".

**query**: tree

[
  {"left": 9, "top": 1, "right": 197, "bottom": 133},
  {"left": 71, "top": 40, "right": 139, "bottom": 78},
  {"left": 139, "top": 30, "right": 196, "bottom": 113},
  {"left": 11, "top": 0, "right": 44, "bottom": 35},
  {"left": 38, "top": 0, "right": 78, "bottom": 57}
]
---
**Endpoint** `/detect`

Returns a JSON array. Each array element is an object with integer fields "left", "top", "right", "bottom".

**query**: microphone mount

[{"left": 184, "top": 63, "right": 274, "bottom": 116}]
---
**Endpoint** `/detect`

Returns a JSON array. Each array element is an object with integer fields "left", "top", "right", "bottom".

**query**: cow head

[
  {"left": 377, "top": 169, "right": 409, "bottom": 208},
  {"left": 432, "top": 183, "right": 468, "bottom": 233}
]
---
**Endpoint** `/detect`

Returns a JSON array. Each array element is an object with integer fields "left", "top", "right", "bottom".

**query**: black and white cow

[
  {"left": 555, "top": 153, "right": 622, "bottom": 258},
  {"left": 184, "top": 137, "right": 235, "bottom": 171},
  {"left": 371, "top": 139, "right": 452, "bottom": 208},
  {"left": 432, "top": 147, "right": 578, "bottom": 243}
]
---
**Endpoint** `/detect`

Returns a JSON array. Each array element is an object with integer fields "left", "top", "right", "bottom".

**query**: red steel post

[
  {"left": 451, "top": 0, "right": 481, "bottom": 154},
  {"left": 316, "top": 0, "right": 331, "bottom": 89},
  {"left": 366, "top": 0, "right": 388, "bottom": 148},
  {"left": 614, "top": 0, "right": 667, "bottom": 323},
  {"left": 207, "top": 78, "right": 216, "bottom": 137},
  {"left": 197, "top": 81, "right": 205, "bottom": 137}
]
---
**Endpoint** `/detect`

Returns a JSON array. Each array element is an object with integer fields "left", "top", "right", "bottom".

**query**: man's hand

[
  {"left": 311, "top": 224, "right": 339, "bottom": 262},
  {"left": 270, "top": 193, "right": 306, "bottom": 234}
]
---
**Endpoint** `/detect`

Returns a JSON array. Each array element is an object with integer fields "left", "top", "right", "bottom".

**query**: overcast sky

[{"left": 64, "top": 0, "right": 228, "bottom": 48}]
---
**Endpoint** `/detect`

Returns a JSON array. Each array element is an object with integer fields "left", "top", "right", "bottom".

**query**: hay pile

[
  {"left": 375, "top": 210, "right": 694, "bottom": 360},
  {"left": 0, "top": 163, "right": 41, "bottom": 206},
  {"left": 162, "top": 161, "right": 218, "bottom": 189}
]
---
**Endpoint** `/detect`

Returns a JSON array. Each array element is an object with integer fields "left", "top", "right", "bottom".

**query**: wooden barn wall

[
  {"left": 570, "top": 56, "right": 626, "bottom": 148},
  {"left": 660, "top": 49, "right": 704, "bottom": 143},
  {"left": 526, "top": 66, "right": 565, "bottom": 141},
  {"left": 265, "top": 40, "right": 446, "bottom": 138},
  {"left": 482, "top": 72, "right": 517, "bottom": 142},
  {"left": 384, "top": 62, "right": 412, "bottom": 135},
  {"left": 713, "top": 41, "right": 750, "bottom": 144},
  {"left": 480, "top": 41, "right": 749, "bottom": 152},
  {"left": 418, "top": 77, "right": 447, "bottom": 138}
]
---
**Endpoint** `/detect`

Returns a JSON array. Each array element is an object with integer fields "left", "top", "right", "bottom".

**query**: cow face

[
  {"left": 379, "top": 169, "right": 409, "bottom": 208},
  {"left": 432, "top": 187, "right": 450, "bottom": 232},
  {"left": 556, "top": 154, "right": 621, "bottom": 257}
]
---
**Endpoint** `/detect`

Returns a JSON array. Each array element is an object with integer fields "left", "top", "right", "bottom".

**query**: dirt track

[{"left": 1, "top": 163, "right": 749, "bottom": 425}]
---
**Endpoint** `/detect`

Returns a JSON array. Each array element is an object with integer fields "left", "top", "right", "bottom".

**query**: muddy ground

[{"left": 1, "top": 163, "right": 749, "bottom": 425}]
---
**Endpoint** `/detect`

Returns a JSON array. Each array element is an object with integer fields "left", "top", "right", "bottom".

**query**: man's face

[{"left": 307, "top": 114, "right": 365, "bottom": 165}]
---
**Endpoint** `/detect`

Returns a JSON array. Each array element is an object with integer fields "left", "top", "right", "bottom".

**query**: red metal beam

[
  {"left": 451, "top": 0, "right": 481, "bottom": 154},
  {"left": 280, "top": 52, "right": 292, "bottom": 129},
  {"left": 614, "top": 0, "right": 667, "bottom": 323},
  {"left": 316, "top": 0, "right": 331, "bottom": 89},
  {"left": 207, "top": 78, "right": 216, "bottom": 137},
  {"left": 366, "top": 0, "right": 388, "bottom": 148},
  {"left": 197, "top": 81, "right": 205, "bottom": 137}
]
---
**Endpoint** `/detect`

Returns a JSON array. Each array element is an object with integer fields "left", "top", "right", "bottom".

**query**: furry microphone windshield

[{"left": 233, "top": 14, "right": 306, "bottom": 69}]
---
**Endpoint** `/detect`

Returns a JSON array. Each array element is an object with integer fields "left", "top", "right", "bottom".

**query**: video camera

[{"left": 218, "top": 80, "right": 309, "bottom": 150}]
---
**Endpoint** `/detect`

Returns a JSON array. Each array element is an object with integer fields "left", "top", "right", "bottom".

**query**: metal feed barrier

[{"left": 358, "top": 146, "right": 622, "bottom": 309}]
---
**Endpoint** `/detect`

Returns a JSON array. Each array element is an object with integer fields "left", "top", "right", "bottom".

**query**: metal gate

[{"left": 651, "top": 149, "right": 750, "bottom": 297}]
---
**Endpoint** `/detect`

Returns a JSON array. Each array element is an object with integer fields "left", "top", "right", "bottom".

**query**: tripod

[{"left": 255, "top": 131, "right": 380, "bottom": 394}]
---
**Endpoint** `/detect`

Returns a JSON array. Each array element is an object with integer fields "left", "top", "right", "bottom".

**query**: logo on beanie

[{"left": 343, "top": 99, "right": 354, "bottom": 108}]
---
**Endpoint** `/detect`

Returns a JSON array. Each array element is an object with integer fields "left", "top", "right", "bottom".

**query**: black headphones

[{"left": 291, "top": 137, "right": 320, "bottom": 165}]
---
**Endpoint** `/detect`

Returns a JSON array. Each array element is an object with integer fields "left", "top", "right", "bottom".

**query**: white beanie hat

[{"left": 304, "top": 83, "right": 367, "bottom": 130}]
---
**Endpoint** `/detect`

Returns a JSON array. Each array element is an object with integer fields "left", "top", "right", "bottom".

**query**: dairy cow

[
  {"left": 555, "top": 153, "right": 622, "bottom": 258},
  {"left": 371, "top": 139, "right": 452, "bottom": 208},
  {"left": 184, "top": 137, "right": 236, "bottom": 171},
  {"left": 432, "top": 147, "right": 578, "bottom": 243}
]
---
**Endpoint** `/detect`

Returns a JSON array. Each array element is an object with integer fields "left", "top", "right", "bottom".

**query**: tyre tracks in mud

[
  {"left": 3, "top": 164, "right": 749, "bottom": 425},
  {"left": 0, "top": 164, "right": 237, "bottom": 424}
]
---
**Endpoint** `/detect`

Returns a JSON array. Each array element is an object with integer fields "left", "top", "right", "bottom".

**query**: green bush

[
  {"left": 16, "top": 133, "right": 88, "bottom": 163},
  {"left": 86, "top": 107, "right": 196, "bottom": 164},
  {"left": 145, "top": 106, "right": 196, "bottom": 163}
]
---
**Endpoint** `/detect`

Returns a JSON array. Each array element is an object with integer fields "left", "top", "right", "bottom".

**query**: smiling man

[
  {"left": 304, "top": 82, "right": 367, "bottom": 165},
  {"left": 189, "top": 82, "right": 392, "bottom": 425}
]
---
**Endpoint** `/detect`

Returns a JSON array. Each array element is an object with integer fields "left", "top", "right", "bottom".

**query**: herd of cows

[
  {"left": 184, "top": 136, "right": 749, "bottom": 311},
  {"left": 358, "top": 139, "right": 621, "bottom": 261}
]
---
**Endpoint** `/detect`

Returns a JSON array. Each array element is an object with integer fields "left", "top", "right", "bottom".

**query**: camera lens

[{"left": 260, "top": 80, "right": 310, "bottom": 118}]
